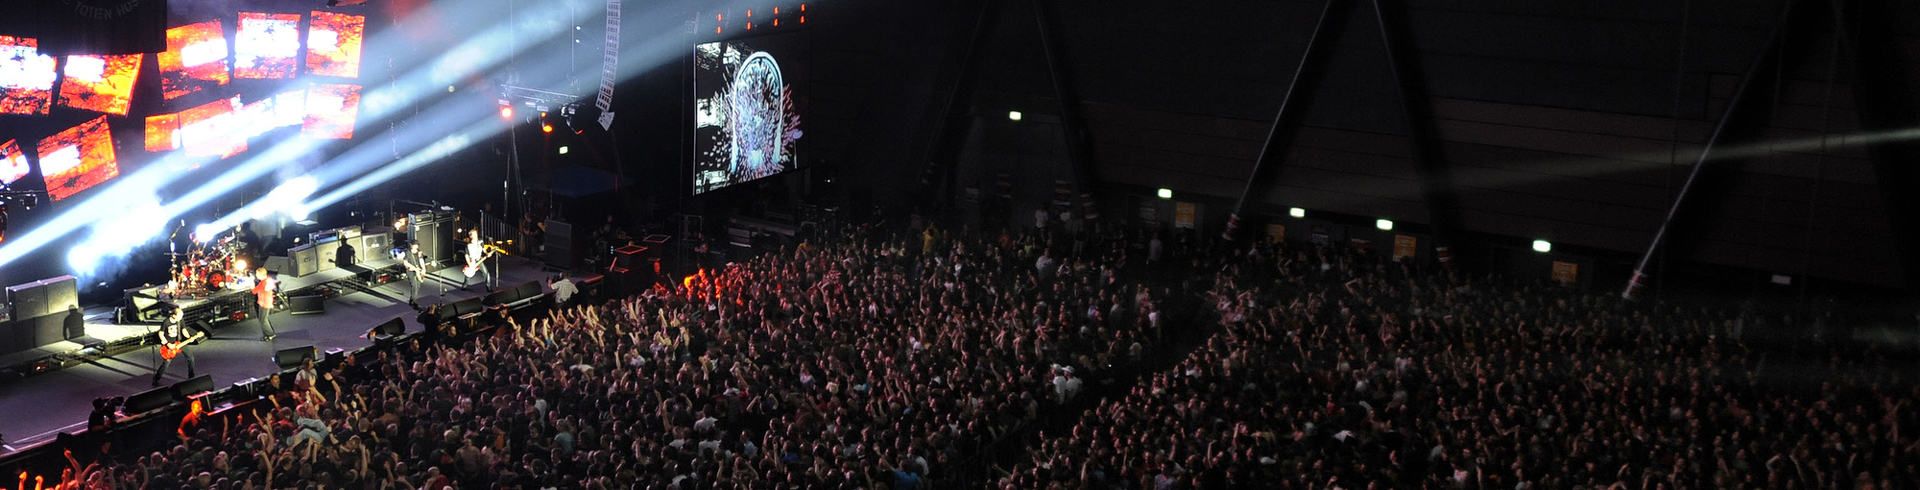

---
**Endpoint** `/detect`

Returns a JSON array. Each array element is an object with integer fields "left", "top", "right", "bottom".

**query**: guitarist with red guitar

[
  {"left": 460, "top": 228, "right": 503, "bottom": 292},
  {"left": 151, "top": 305, "right": 203, "bottom": 386}
]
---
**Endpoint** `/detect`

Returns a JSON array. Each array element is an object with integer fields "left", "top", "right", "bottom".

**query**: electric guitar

[
  {"left": 463, "top": 244, "right": 508, "bottom": 278},
  {"left": 160, "top": 331, "right": 207, "bottom": 360}
]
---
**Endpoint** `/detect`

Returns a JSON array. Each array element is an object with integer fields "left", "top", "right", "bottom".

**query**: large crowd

[{"left": 26, "top": 219, "right": 1920, "bottom": 490}]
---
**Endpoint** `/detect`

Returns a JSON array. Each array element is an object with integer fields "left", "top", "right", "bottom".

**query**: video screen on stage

[
  {"left": 0, "top": 139, "right": 30, "bottom": 186},
  {"left": 0, "top": 36, "right": 57, "bottom": 115},
  {"left": 37, "top": 116, "right": 119, "bottom": 201},
  {"left": 235, "top": 12, "right": 303, "bottom": 79},
  {"left": 307, "top": 11, "right": 366, "bottom": 78},
  {"left": 59, "top": 54, "right": 142, "bottom": 115},
  {"left": 177, "top": 95, "right": 247, "bottom": 158},
  {"left": 302, "top": 83, "right": 361, "bottom": 139},
  {"left": 692, "top": 32, "right": 808, "bottom": 195},
  {"left": 160, "top": 20, "right": 231, "bottom": 100}
]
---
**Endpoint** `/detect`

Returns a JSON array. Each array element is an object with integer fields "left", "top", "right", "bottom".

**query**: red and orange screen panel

[
  {"left": 160, "top": 20, "right": 230, "bottom": 99},
  {"left": 236, "top": 12, "right": 302, "bottom": 79},
  {"left": 307, "top": 12, "right": 365, "bottom": 78},
  {"left": 0, "top": 36, "right": 56, "bottom": 115},
  {"left": 59, "top": 54, "right": 143, "bottom": 115},
  {"left": 37, "top": 116, "right": 120, "bottom": 201}
]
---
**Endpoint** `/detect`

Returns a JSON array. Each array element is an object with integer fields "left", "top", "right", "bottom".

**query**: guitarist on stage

[
  {"left": 398, "top": 240, "right": 437, "bottom": 308},
  {"left": 461, "top": 228, "right": 497, "bottom": 292},
  {"left": 152, "top": 305, "right": 197, "bottom": 386}
]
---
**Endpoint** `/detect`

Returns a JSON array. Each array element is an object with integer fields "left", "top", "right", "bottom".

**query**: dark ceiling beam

[
  {"left": 1622, "top": 0, "right": 1804, "bottom": 301},
  {"left": 1369, "top": 0, "right": 1461, "bottom": 258},
  {"left": 1222, "top": 0, "right": 1351, "bottom": 241},
  {"left": 918, "top": 0, "right": 1003, "bottom": 212},
  {"left": 1031, "top": 0, "right": 1098, "bottom": 208}
]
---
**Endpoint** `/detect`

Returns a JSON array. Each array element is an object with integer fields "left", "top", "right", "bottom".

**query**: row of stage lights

[{"left": 715, "top": 4, "right": 806, "bottom": 35}]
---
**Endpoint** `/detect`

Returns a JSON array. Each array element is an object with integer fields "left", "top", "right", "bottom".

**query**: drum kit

[{"left": 166, "top": 223, "right": 250, "bottom": 298}]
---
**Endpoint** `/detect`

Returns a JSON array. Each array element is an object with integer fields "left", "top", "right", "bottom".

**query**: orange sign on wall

[
  {"left": 1392, "top": 234, "right": 1417, "bottom": 260},
  {"left": 1552, "top": 261, "right": 1579, "bottom": 284},
  {"left": 1173, "top": 202, "right": 1196, "bottom": 229},
  {"left": 1266, "top": 224, "right": 1285, "bottom": 243}
]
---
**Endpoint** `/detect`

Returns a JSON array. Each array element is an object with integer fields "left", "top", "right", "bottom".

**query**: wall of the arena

[{"left": 952, "top": 0, "right": 1898, "bottom": 287}]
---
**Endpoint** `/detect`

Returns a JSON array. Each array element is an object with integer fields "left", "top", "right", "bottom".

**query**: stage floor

[{"left": 0, "top": 258, "right": 558, "bottom": 455}]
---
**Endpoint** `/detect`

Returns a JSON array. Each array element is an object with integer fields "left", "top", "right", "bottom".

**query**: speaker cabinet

[
  {"left": 7, "top": 281, "right": 47, "bottom": 320},
  {"left": 172, "top": 375, "right": 215, "bottom": 401},
  {"left": 273, "top": 346, "right": 316, "bottom": 370},
  {"left": 314, "top": 237, "right": 342, "bottom": 273},
  {"left": 543, "top": 220, "right": 574, "bottom": 269},
  {"left": 287, "top": 294, "right": 325, "bottom": 315},
  {"left": 124, "top": 386, "right": 174, "bottom": 414},
  {"left": 291, "top": 243, "right": 320, "bottom": 277},
  {"left": 372, "top": 317, "right": 405, "bottom": 336}
]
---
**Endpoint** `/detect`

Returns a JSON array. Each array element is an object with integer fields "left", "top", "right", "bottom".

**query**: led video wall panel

[
  {"left": 236, "top": 12, "right": 302, "bottom": 79},
  {"left": 177, "top": 95, "right": 247, "bottom": 158},
  {"left": 307, "top": 11, "right": 365, "bottom": 78},
  {"left": 693, "top": 32, "right": 809, "bottom": 195},
  {"left": 0, "top": 36, "right": 57, "bottom": 115},
  {"left": 145, "top": 113, "right": 180, "bottom": 152},
  {"left": 160, "top": 20, "right": 231, "bottom": 99},
  {"left": 37, "top": 116, "right": 119, "bottom": 201},
  {"left": 58, "top": 54, "right": 142, "bottom": 115},
  {"left": 0, "top": 139, "right": 30, "bottom": 186},
  {"left": 302, "top": 84, "right": 361, "bottom": 139}
]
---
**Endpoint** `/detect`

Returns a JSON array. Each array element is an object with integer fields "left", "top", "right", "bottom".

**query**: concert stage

[{"left": 0, "top": 257, "right": 575, "bottom": 456}]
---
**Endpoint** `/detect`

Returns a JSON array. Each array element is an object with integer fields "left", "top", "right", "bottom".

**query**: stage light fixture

[
  {"left": 1007, "top": 111, "right": 1022, "bottom": 121},
  {"left": 22, "top": 194, "right": 35, "bottom": 210},
  {"left": 447, "top": 85, "right": 455, "bottom": 93},
  {"left": 558, "top": 146, "right": 569, "bottom": 155},
  {"left": 1156, "top": 188, "right": 1172, "bottom": 199},
  {"left": 1532, "top": 239, "right": 1552, "bottom": 253},
  {"left": 1288, "top": 207, "right": 1305, "bottom": 218},
  {"left": 1376, "top": 219, "right": 1393, "bottom": 231},
  {"left": 499, "top": 106, "right": 513, "bottom": 119}
]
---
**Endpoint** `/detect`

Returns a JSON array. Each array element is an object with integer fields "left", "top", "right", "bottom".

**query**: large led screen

[
  {"left": 302, "top": 84, "right": 361, "bottom": 140},
  {"left": 0, "top": 140, "right": 30, "bottom": 186},
  {"left": 37, "top": 117, "right": 119, "bottom": 201},
  {"left": 236, "top": 13, "right": 302, "bottom": 79},
  {"left": 145, "top": 113, "right": 180, "bottom": 152},
  {"left": 307, "top": 12, "right": 365, "bottom": 78},
  {"left": 0, "top": 36, "right": 57, "bottom": 115},
  {"left": 177, "top": 95, "right": 247, "bottom": 158},
  {"left": 59, "top": 54, "right": 142, "bottom": 115},
  {"left": 160, "top": 20, "right": 231, "bottom": 99},
  {"left": 692, "top": 32, "right": 808, "bottom": 195}
]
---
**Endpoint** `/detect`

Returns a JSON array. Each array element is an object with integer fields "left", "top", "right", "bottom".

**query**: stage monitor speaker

[
  {"left": 7, "top": 282, "right": 47, "bottom": 320},
  {"left": 172, "top": 375, "right": 215, "bottom": 401},
  {"left": 372, "top": 317, "right": 405, "bottom": 336},
  {"left": 641, "top": 234, "right": 672, "bottom": 259},
  {"left": 410, "top": 212, "right": 456, "bottom": 269},
  {"left": 287, "top": 295, "right": 325, "bottom": 315},
  {"left": 124, "top": 386, "right": 174, "bottom": 414},
  {"left": 290, "top": 244, "right": 320, "bottom": 277},
  {"left": 513, "top": 281, "right": 543, "bottom": 303},
  {"left": 451, "top": 297, "right": 484, "bottom": 317},
  {"left": 274, "top": 346, "right": 316, "bottom": 370},
  {"left": 263, "top": 256, "right": 290, "bottom": 275},
  {"left": 485, "top": 287, "right": 519, "bottom": 307},
  {"left": 544, "top": 220, "right": 574, "bottom": 269},
  {"left": 359, "top": 234, "right": 389, "bottom": 259},
  {"left": 42, "top": 276, "right": 77, "bottom": 315},
  {"left": 314, "top": 237, "right": 342, "bottom": 273}
]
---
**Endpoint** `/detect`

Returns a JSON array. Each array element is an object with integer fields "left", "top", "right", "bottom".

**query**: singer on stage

[{"left": 252, "top": 267, "right": 278, "bottom": 341}]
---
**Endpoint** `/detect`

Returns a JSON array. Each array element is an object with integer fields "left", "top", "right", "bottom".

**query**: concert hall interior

[{"left": 3, "top": 0, "right": 1920, "bottom": 489}]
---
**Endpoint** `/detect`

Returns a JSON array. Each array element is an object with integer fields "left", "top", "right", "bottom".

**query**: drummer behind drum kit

[{"left": 165, "top": 221, "right": 254, "bottom": 299}]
